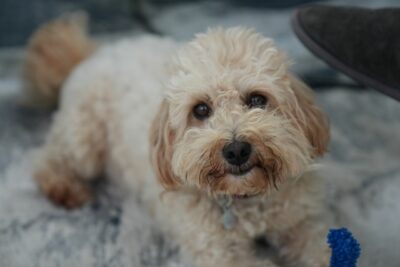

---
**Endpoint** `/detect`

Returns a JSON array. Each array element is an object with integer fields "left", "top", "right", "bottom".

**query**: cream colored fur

[
  {"left": 23, "top": 12, "right": 95, "bottom": 108},
  {"left": 29, "top": 17, "right": 331, "bottom": 267}
]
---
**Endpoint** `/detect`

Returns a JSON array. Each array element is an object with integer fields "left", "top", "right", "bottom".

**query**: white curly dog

[{"left": 25, "top": 13, "right": 331, "bottom": 267}]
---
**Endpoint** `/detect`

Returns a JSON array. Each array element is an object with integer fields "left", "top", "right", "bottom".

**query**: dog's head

[{"left": 150, "top": 27, "right": 329, "bottom": 198}]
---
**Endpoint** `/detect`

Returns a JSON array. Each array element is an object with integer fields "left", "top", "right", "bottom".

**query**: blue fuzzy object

[{"left": 328, "top": 228, "right": 361, "bottom": 267}]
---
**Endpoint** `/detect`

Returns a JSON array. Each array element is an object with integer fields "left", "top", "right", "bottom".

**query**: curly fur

[{"left": 28, "top": 16, "right": 331, "bottom": 267}]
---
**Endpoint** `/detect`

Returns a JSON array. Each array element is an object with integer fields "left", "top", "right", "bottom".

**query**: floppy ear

[
  {"left": 288, "top": 75, "right": 330, "bottom": 157},
  {"left": 149, "top": 99, "right": 181, "bottom": 189}
]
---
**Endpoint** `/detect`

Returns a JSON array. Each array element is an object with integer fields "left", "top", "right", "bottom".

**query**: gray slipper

[{"left": 292, "top": 5, "right": 400, "bottom": 101}]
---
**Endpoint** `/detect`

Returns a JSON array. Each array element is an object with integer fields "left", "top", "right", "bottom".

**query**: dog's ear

[
  {"left": 288, "top": 75, "right": 330, "bottom": 157},
  {"left": 149, "top": 99, "right": 181, "bottom": 189}
]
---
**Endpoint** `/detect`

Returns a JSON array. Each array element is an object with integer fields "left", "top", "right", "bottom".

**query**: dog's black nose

[{"left": 222, "top": 141, "right": 252, "bottom": 166}]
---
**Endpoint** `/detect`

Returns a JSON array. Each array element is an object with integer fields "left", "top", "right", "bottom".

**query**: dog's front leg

[
  {"left": 178, "top": 226, "right": 283, "bottom": 267},
  {"left": 269, "top": 218, "right": 331, "bottom": 267}
]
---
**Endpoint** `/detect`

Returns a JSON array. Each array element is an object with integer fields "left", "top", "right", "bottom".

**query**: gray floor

[{"left": 1, "top": 1, "right": 400, "bottom": 267}]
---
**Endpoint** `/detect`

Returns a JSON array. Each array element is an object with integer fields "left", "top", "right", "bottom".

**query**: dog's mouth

[
  {"left": 232, "top": 193, "right": 256, "bottom": 199},
  {"left": 226, "top": 164, "right": 255, "bottom": 176},
  {"left": 207, "top": 160, "right": 272, "bottom": 198}
]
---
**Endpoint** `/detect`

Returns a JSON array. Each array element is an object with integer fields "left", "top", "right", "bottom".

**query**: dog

[{"left": 26, "top": 13, "right": 331, "bottom": 267}]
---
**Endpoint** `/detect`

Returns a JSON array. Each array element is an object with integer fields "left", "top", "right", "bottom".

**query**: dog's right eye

[
  {"left": 193, "top": 103, "right": 211, "bottom": 120},
  {"left": 247, "top": 93, "right": 267, "bottom": 109}
]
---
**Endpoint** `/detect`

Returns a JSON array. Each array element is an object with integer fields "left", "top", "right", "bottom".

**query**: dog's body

[{"left": 29, "top": 15, "right": 331, "bottom": 267}]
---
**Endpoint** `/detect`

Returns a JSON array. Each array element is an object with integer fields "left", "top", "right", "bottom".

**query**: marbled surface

[{"left": 1, "top": 1, "right": 400, "bottom": 266}]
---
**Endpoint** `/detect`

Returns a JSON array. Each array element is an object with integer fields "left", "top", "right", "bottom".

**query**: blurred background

[
  {"left": 0, "top": 0, "right": 322, "bottom": 47},
  {"left": 0, "top": 1, "right": 399, "bottom": 267}
]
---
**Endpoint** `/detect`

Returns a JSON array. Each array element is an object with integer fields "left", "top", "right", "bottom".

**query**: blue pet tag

[{"left": 217, "top": 196, "right": 237, "bottom": 230}]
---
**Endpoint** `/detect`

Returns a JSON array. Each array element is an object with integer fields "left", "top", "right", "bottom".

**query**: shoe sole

[{"left": 291, "top": 9, "right": 400, "bottom": 101}]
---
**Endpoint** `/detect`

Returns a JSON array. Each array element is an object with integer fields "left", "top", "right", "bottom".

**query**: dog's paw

[{"left": 35, "top": 169, "right": 93, "bottom": 209}]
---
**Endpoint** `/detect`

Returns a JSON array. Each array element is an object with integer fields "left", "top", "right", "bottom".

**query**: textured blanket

[{"left": 1, "top": 1, "right": 399, "bottom": 266}]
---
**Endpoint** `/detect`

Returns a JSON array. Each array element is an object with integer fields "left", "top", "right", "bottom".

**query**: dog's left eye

[
  {"left": 193, "top": 102, "right": 211, "bottom": 120},
  {"left": 247, "top": 94, "right": 267, "bottom": 109}
]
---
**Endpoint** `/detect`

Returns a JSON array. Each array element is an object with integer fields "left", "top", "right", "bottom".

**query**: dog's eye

[
  {"left": 193, "top": 102, "right": 211, "bottom": 120},
  {"left": 247, "top": 94, "right": 267, "bottom": 109}
]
